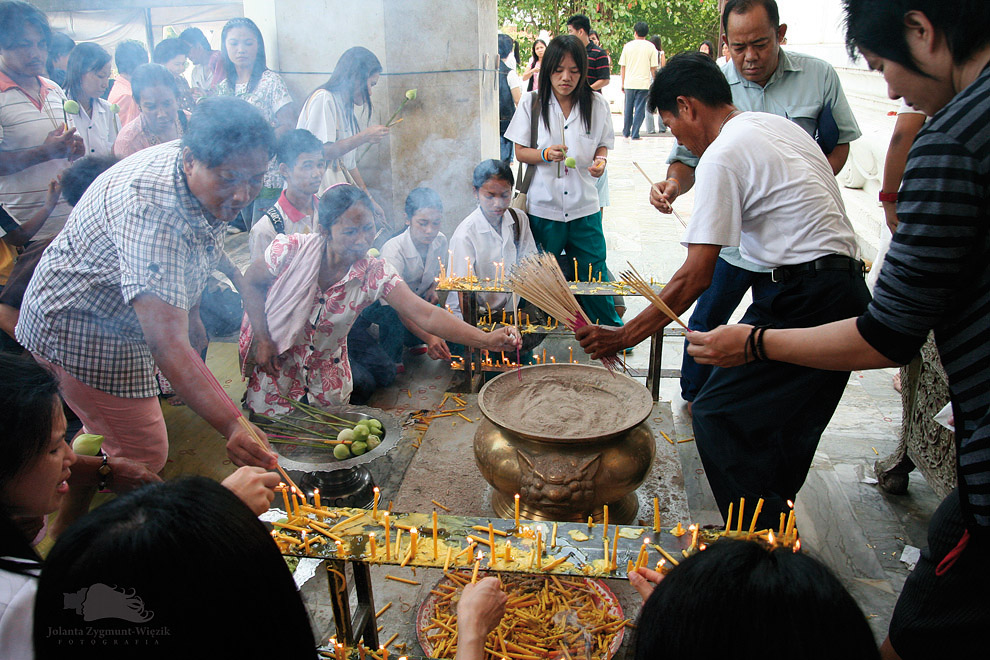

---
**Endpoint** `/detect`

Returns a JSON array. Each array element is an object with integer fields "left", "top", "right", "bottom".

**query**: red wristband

[{"left": 879, "top": 191, "right": 898, "bottom": 203}]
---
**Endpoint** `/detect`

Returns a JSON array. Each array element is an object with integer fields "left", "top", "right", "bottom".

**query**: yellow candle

[
  {"left": 603, "top": 505, "right": 609, "bottom": 540},
  {"left": 573, "top": 257, "right": 578, "bottom": 280},
  {"left": 394, "top": 529, "right": 403, "bottom": 558},
  {"left": 280, "top": 483, "right": 291, "bottom": 515},
  {"left": 504, "top": 540, "right": 512, "bottom": 563},
  {"left": 443, "top": 546, "right": 453, "bottom": 573},
  {"left": 383, "top": 512, "right": 391, "bottom": 561},
  {"left": 488, "top": 522, "right": 495, "bottom": 553},
  {"left": 381, "top": 645, "right": 389, "bottom": 660},
  {"left": 748, "top": 498, "right": 764, "bottom": 535},
  {"left": 737, "top": 497, "right": 745, "bottom": 533},
  {"left": 369, "top": 533, "right": 377, "bottom": 560},
  {"left": 432, "top": 511, "right": 438, "bottom": 559},
  {"left": 603, "top": 536, "right": 609, "bottom": 565},
  {"left": 672, "top": 522, "right": 685, "bottom": 537},
  {"left": 514, "top": 493, "right": 520, "bottom": 529},
  {"left": 610, "top": 525, "right": 619, "bottom": 571},
  {"left": 726, "top": 502, "right": 734, "bottom": 533},
  {"left": 372, "top": 486, "right": 380, "bottom": 520},
  {"left": 636, "top": 538, "right": 648, "bottom": 568},
  {"left": 653, "top": 497, "right": 661, "bottom": 532},
  {"left": 471, "top": 553, "right": 482, "bottom": 583},
  {"left": 569, "top": 347, "right": 573, "bottom": 363},
  {"left": 410, "top": 528, "right": 419, "bottom": 557},
  {"left": 690, "top": 524, "right": 699, "bottom": 550},
  {"left": 335, "top": 540, "right": 344, "bottom": 558},
  {"left": 313, "top": 488, "right": 321, "bottom": 509},
  {"left": 588, "top": 263, "right": 592, "bottom": 282},
  {"left": 551, "top": 522, "right": 558, "bottom": 548},
  {"left": 536, "top": 531, "right": 543, "bottom": 569},
  {"left": 290, "top": 487, "right": 300, "bottom": 516},
  {"left": 588, "top": 515, "right": 594, "bottom": 529},
  {"left": 779, "top": 513, "right": 786, "bottom": 539}
]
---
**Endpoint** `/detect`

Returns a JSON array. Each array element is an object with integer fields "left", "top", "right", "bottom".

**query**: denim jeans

[{"left": 622, "top": 89, "right": 650, "bottom": 138}]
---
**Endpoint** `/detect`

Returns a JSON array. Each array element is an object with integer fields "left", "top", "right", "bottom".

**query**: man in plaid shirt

[{"left": 17, "top": 97, "right": 278, "bottom": 526}]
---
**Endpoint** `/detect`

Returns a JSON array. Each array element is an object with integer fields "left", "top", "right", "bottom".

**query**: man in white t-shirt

[
  {"left": 619, "top": 21, "right": 658, "bottom": 140},
  {"left": 577, "top": 53, "right": 871, "bottom": 530}
]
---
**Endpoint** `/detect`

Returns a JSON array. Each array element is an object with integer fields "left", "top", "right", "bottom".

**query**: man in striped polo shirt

[
  {"left": 0, "top": 1, "right": 83, "bottom": 249},
  {"left": 686, "top": 1, "right": 990, "bottom": 656}
]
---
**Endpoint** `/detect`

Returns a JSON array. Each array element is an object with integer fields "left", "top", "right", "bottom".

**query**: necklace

[{"left": 717, "top": 109, "right": 740, "bottom": 136}]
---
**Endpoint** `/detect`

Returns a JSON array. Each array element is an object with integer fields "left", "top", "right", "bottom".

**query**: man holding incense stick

[
  {"left": 576, "top": 52, "right": 869, "bottom": 532},
  {"left": 17, "top": 97, "right": 279, "bottom": 530}
]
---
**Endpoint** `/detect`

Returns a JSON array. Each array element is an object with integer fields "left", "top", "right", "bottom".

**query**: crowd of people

[{"left": 0, "top": 0, "right": 986, "bottom": 658}]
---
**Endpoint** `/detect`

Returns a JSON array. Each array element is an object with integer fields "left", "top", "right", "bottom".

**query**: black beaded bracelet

[{"left": 747, "top": 325, "right": 771, "bottom": 362}]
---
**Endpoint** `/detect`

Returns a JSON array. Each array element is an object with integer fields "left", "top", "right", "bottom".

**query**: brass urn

[{"left": 474, "top": 364, "right": 655, "bottom": 524}]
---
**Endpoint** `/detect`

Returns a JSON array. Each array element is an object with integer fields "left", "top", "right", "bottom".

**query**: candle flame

[
  {"left": 787, "top": 499, "right": 794, "bottom": 508},
  {"left": 699, "top": 543, "right": 707, "bottom": 551},
  {"left": 476, "top": 551, "right": 485, "bottom": 560},
  {"left": 768, "top": 530, "right": 775, "bottom": 544},
  {"left": 794, "top": 539, "right": 802, "bottom": 553},
  {"left": 374, "top": 486, "right": 380, "bottom": 493},
  {"left": 643, "top": 537, "right": 650, "bottom": 544}
]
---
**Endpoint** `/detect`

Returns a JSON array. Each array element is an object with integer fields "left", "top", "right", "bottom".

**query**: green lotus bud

[
  {"left": 63, "top": 99, "right": 80, "bottom": 115},
  {"left": 71, "top": 433, "right": 104, "bottom": 456},
  {"left": 564, "top": 157, "right": 577, "bottom": 168},
  {"left": 333, "top": 444, "right": 352, "bottom": 460},
  {"left": 366, "top": 435, "right": 381, "bottom": 450},
  {"left": 351, "top": 441, "right": 368, "bottom": 456},
  {"left": 405, "top": 89, "right": 417, "bottom": 101},
  {"left": 367, "top": 248, "right": 381, "bottom": 258},
  {"left": 109, "top": 103, "right": 120, "bottom": 113}
]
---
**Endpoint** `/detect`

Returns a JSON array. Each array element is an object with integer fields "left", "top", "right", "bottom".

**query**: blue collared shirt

[{"left": 668, "top": 49, "right": 861, "bottom": 272}]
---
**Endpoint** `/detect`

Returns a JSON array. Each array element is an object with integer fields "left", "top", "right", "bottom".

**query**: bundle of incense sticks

[
  {"left": 619, "top": 262, "right": 689, "bottom": 330},
  {"left": 508, "top": 253, "right": 621, "bottom": 372}
]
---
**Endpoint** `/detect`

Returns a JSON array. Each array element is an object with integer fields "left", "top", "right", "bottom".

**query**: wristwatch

[{"left": 97, "top": 453, "right": 112, "bottom": 491}]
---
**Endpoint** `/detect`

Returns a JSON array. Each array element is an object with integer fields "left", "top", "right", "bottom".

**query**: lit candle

[
  {"left": 653, "top": 497, "right": 661, "bottom": 532},
  {"left": 726, "top": 502, "right": 734, "bottom": 533},
  {"left": 504, "top": 540, "right": 512, "bottom": 563},
  {"left": 569, "top": 347, "right": 573, "bottom": 363},
  {"left": 636, "top": 538, "right": 648, "bottom": 568},
  {"left": 381, "top": 644, "right": 389, "bottom": 660},
  {"left": 373, "top": 486, "right": 380, "bottom": 520},
  {"left": 335, "top": 540, "right": 344, "bottom": 558},
  {"left": 313, "top": 488, "right": 321, "bottom": 509},
  {"left": 280, "top": 483, "right": 291, "bottom": 515},
  {"left": 514, "top": 494, "right": 520, "bottom": 529},
  {"left": 690, "top": 524, "right": 699, "bottom": 550},
  {"left": 471, "top": 552, "right": 483, "bottom": 583},
  {"left": 384, "top": 512, "right": 391, "bottom": 561},
  {"left": 432, "top": 511, "right": 439, "bottom": 559},
  {"left": 290, "top": 486, "right": 300, "bottom": 516},
  {"left": 369, "top": 532, "right": 377, "bottom": 560},
  {"left": 748, "top": 497, "right": 764, "bottom": 536},
  {"left": 588, "top": 263, "right": 592, "bottom": 282}
]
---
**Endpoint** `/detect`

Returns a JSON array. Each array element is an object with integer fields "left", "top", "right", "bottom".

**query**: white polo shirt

[
  {"left": 248, "top": 190, "right": 319, "bottom": 261},
  {"left": 445, "top": 206, "right": 538, "bottom": 318},
  {"left": 380, "top": 227, "right": 447, "bottom": 298},
  {"left": 0, "top": 73, "right": 72, "bottom": 241},
  {"left": 68, "top": 97, "right": 119, "bottom": 157},
  {"left": 503, "top": 91, "right": 613, "bottom": 222},
  {"left": 683, "top": 112, "right": 859, "bottom": 267}
]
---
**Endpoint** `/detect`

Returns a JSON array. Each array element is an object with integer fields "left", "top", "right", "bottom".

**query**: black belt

[{"left": 770, "top": 255, "right": 865, "bottom": 282}]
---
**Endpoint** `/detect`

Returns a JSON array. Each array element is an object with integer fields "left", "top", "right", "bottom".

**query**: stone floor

[{"left": 164, "top": 111, "right": 941, "bottom": 652}]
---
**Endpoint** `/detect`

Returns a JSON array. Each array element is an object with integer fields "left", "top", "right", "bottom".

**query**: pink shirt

[{"left": 108, "top": 77, "right": 139, "bottom": 126}]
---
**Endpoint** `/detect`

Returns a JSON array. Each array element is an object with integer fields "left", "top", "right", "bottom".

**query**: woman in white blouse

[
  {"left": 504, "top": 35, "right": 621, "bottom": 327},
  {"left": 297, "top": 46, "right": 388, "bottom": 219},
  {"left": 64, "top": 43, "right": 118, "bottom": 157}
]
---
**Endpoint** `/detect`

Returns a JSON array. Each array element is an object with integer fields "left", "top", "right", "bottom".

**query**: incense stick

[
  {"left": 508, "top": 253, "right": 621, "bottom": 371},
  {"left": 632, "top": 161, "right": 687, "bottom": 228},
  {"left": 619, "top": 262, "right": 689, "bottom": 330},
  {"left": 186, "top": 347, "right": 300, "bottom": 493}
]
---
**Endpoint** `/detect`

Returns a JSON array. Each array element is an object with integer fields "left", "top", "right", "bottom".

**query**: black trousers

[{"left": 692, "top": 264, "right": 871, "bottom": 530}]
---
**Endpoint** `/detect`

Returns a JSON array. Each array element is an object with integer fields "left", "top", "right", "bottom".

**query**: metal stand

[{"left": 326, "top": 560, "right": 380, "bottom": 648}]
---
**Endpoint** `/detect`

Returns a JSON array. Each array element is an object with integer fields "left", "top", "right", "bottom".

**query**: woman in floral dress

[{"left": 239, "top": 184, "right": 520, "bottom": 415}]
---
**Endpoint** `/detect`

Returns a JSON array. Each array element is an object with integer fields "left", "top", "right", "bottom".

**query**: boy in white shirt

[
  {"left": 248, "top": 129, "right": 324, "bottom": 261},
  {"left": 365, "top": 187, "right": 450, "bottom": 364}
]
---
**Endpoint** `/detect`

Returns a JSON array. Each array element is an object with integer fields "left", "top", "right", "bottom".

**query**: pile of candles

[
  {"left": 323, "top": 637, "right": 402, "bottom": 660},
  {"left": 449, "top": 347, "right": 583, "bottom": 372}
]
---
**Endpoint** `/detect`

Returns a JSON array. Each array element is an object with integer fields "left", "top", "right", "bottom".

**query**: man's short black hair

[
  {"left": 114, "top": 40, "right": 148, "bottom": 76},
  {"left": 130, "top": 63, "right": 178, "bottom": 104},
  {"left": 178, "top": 27, "right": 210, "bottom": 51},
  {"left": 0, "top": 1, "right": 51, "bottom": 50},
  {"left": 182, "top": 97, "right": 275, "bottom": 168},
  {"left": 566, "top": 14, "right": 591, "bottom": 36},
  {"left": 153, "top": 38, "right": 188, "bottom": 65},
  {"left": 844, "top": 0, "right": 990, "bottom": 72},
  {"left": 276, "top": 129, "right": 323, "bottom": 167},
  {"left": 722, "top": 0, "right": 780, "bottom": 35},
  {"left": 649, "top": 52, "right": 733, "bottom": 116},
  {"left": 61, "top": 154, "right": 117, "bottom": 207},
  {"left": 634, "top": 22, "right": 648, "bottom": 38}
]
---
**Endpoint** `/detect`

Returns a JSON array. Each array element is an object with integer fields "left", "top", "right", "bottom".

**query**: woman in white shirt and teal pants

[{"left": 504, "top": 35, "right": 621, "bottom": 327}]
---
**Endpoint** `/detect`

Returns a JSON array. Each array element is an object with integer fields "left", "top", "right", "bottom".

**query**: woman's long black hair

[
  {"left": 536, "top": 35, "right": 593, "bottom": 133},
  {"left": 313, "top": 46, "right": 382, "bottom": 122},
  {"left": 64, "top": 42, "right": 111, "bottom": 104},
  {"left": 527, "top": 38, "right": 546, "bottom": 92}
]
